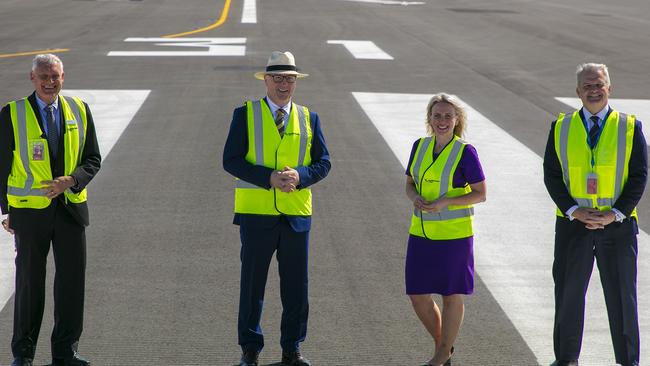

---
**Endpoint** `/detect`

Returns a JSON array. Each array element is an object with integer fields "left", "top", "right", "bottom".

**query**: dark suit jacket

[
  {"left": 543, "top": 108, "right": 647, "bottom": 219},
  {"left": 0, "top": 92, "right": 102, "bottom": 226},
  {"left": 223, "top": 99, "right": 331, "bottom": 232}
]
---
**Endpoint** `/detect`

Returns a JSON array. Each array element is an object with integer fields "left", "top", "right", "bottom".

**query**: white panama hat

[{"left": 254, "top": 51, "right": 309, "bottom": 80}]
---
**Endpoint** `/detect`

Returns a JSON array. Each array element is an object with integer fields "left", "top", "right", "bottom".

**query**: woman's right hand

[{"left": 413, "top": 195, "right": 427, "bottom": 211}]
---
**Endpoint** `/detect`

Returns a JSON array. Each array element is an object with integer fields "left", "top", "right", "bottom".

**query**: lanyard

[{"left": 582, "top": 118, "right": 604, "bottom": 169}]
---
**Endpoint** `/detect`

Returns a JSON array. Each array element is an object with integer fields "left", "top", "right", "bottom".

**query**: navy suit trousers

[
  {"left": 238, "top": 217, "right": 309, "bottom": 353},
  {"left": 553, "top": 217, "right": 639, "bottom": 365}
]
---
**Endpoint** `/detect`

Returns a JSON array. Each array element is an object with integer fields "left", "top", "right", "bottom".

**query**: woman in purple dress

[{"left": 405, "top": 93, "right": 487, "bottom": 366}]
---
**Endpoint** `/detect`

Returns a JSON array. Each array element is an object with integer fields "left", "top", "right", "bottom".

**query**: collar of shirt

[
  {"left": 35, "top": 93, "right": 59, "bottom": 112},
  {"left": 265, "top": 97, "right": 291, "bottom": 121},
  {"left": 582, "top": 105, "right": 610, "bottom": 129},
  {"left": 34, "top": 93, "right": 60, "bottom": 135}
]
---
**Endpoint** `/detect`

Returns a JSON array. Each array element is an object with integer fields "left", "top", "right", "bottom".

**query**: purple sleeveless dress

[{"left": 405, "top": 141, "right": 485, "bottom": 295}]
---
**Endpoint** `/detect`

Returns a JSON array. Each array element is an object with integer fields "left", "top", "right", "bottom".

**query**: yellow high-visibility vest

[
  {"left": 7, "top": 96, "right": 88, "bottom": 209},
  {"left": 408, "top": 136, "right": 474, "bottom": 240},
  {"left": 234, "top": 99, "right": 313, "bottom": 216},
  {"left": 553, "top": 109, "right": 636, "bottom": 218}
]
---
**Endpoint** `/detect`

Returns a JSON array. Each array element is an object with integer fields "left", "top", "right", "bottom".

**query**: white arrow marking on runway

[
  {"left": 352, "top": 92, "right": 650, "bottom": 365},
  {"left": 556, "top": 97, "right": 650, "bottom": 144},
  {"left": 0, "top": 89, "right": 150, "bottom": 313},
  {"left": 241, "top": 0, "right": 257, "bottom": 23},
  {"left": 108, "top": 38, "right": 246, "bottom": 56},
  {"left": 340, "top": 0, "right": 425, "bottom": 5},
  {"left": 327, "top": 40, "right": 394, "bottom": 60}
]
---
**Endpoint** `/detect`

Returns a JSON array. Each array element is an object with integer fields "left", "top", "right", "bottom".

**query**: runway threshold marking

[
  {"left": 161, "top": 0, "right": 232, "bottom": 38},
  {"left": 327, "top": 40, "right": 394, "bottom": 60},
  {"left": 352, "top": 92, "right": 650, "bottom": 365},
  {"left": 241, "top": 0, "right": 257, "bottom": 24},
  {"left": 107, "top": 37, "right": 246, "bottom": 56},
  {"left": 0, "top": 49, "right": 70, "bottom": 59},
  {"left": 0, "top": 89, "right": 151, "bottom": 313}
]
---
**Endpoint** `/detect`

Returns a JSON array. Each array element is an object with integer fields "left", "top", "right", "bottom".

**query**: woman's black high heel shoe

[
  {"left": 421, "top": 346, "right": 454, "bottom": 366},
  {"left": 443, "top": 346, "right": 454, "bottom": 366}
]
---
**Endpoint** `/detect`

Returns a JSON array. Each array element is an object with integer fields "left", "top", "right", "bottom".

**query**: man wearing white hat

[{"left": 223, "top": 51, "right": 331, "bottom": 366}]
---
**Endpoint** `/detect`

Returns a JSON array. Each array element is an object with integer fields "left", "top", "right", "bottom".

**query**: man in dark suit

[
  {"left": 544, "top": 63, "right": 647, "bottom": 366},
  {"left": 0, "top": 54, "right": 101, "bottom": 366},
  {"left": 223, "top": 51, "right": 331, "bottom": 366}
]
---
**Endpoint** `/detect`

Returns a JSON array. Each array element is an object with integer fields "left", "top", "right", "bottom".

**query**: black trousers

[
  {"left": 10, "top": 202, "right": 86, "bottom": 360},
  {"left": 553, "top": 217, "right": 639, "bottom": 365}
]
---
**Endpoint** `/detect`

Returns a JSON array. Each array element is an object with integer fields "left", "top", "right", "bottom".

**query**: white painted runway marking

[
  {"left": 0, "top": 89, "right": 150, "bottom": 312},
  {"left": 556, "top": 97, "right": 650, "bottom": 144},
  {"left": 108, "top": 38, "right": 246, "bottom": 57},
  {"left": 327, "top": 40, "right": 394, "bottom": 60},
  {"left": 340, "top": 0, "right": 425, "bottom": 5},
  {"left": 241, "top": 0, "right": 257, "bottom": 23},
  {"left": 352, "top": 92, "right": 650, "bottom": 365}
]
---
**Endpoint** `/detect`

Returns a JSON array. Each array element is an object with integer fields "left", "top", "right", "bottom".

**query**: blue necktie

[
  {"left": 588, "top": 116, "right": 600, "bottom": 149},
  {"left": 45, "top": 105, "right": 58, "bottom": 158}
]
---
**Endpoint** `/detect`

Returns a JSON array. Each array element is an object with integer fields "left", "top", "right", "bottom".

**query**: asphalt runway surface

[{"left": 1, "top": 0, "right": 649, "bottom": 364}]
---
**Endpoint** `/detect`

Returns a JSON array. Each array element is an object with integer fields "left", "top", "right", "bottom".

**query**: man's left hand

[
  {"left": 41, "top": 176, "right": 76, "bottom": 199},
  {"left": 278, "top": 166, "right": 300, "bottom": 192},
  {"left": 589, "top": 210, "right": 616, "bottom": 228}
]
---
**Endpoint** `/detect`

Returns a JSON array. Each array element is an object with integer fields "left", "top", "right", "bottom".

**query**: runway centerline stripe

[
  {"left": 0, "top": 49, "right": 70, "bottom": 59},
  {"left": 241, "top": 0, "right": 257, "bottom": 24},
  {"left": 327, "top": 40, "right": 394, "bottom": 60},
  {"left": 107, "top": 37, "right": 246, "bottom": 57},
  {"left": 161, "top": 0, "right": 232, "bottom": 38},
  {"left": 0, "top": 89, "right": 150, "bottom": 313},
  {"left": 352, "top": 91, "right": 650, "bottom": 365}
]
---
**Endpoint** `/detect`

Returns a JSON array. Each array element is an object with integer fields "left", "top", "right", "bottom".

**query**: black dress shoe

[
  {"left": 47, "top": 353, "right": 90, "bottom": 366},
  {"left": 281, "top": 351, "right": 311, "bottom": 366},
  {"left": 11, "top": 357, "right": 33, "bottom": 366},
  {"left": 239, "top": 349, "right": 259, "bottom": 366},
  {"left": 550, "top": 360, "right": 578, "bottom": 366}
]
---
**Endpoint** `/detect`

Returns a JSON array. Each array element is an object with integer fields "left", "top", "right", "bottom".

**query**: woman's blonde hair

[{"left": 425, "top": 93, "right": 467, "bottom": 137}]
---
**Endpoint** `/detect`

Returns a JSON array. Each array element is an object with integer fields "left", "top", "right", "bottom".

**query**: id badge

[
  {"left": 30, "top": 141, "right": 45, "bottom": 161},
  {"left": 586, "top": 172, "right": 598, "bottom": 194}
]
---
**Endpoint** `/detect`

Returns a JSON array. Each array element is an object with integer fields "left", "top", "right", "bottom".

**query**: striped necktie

[
  {"left": 275, "top": 108, "right": 286, "bottom": 137},
  {"left": 45, "top": 104, "right": 58, "bottom": 158},
  {"left": 588, "top": 116, "right": 600, "bottom": 148}
]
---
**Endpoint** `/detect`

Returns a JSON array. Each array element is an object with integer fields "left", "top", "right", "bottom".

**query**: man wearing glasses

[{"left": 223, "top": 51, "right": 331, "bottom": 366}]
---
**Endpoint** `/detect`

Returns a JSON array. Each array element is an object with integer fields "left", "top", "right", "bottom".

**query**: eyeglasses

[
  {"left": 431, "top": 113, "right": 456, "bottom": 121},
  {"left": 268, "top": 75, "right": 297, "bottom": 83},
  {"left": 581, "top": 83, "right": 607, "bottom": 91}
]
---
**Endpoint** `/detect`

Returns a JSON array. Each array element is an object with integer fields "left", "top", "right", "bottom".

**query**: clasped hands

[
  {"left": 41, "top": 176, "right": 76, "bottom": 199},
  {"left": 270, "top": 166, "right": 300, "bottom": 193},
  {"left": 413, "top": 195, "right": 447, "bottom": 213},
  {"left": 573, "top": 207, "right": 616, "bottom": 230}
]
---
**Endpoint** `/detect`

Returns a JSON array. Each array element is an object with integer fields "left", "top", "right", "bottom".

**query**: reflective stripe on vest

[
  {"left": 408, "top": 136, "right": 474, "bottom": 240},
  {"left": 233, "top": 99, "right": 312, "bottom": 216},
  {"left": 7, "top": 96, "right": 88, "bottom": 209},
  {"left": 554, "top": 110, "right": 636, "bottom": 218}
]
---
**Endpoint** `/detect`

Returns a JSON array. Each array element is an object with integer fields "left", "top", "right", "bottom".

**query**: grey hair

[
  {"left": 425, "top": 93, "right": 467, "bottom": 137},
  {"left": 32, "top": 54, "right": 63, "bottom": 72},
  {"left": 576, "top": 63, "right": 609, "bottom": 87}
]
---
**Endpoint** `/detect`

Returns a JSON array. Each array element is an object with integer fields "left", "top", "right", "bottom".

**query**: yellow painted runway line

[
  {"left": 162, "top": 0, "right": 232, "bottom": 38},
  {"left": 0, "top": 48, "right": 70, "bottom": 59}
]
